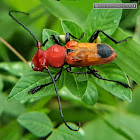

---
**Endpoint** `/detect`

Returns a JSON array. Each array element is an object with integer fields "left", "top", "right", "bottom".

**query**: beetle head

[{"left": 32, "top": 42, "right": 48, "bottom": 71}]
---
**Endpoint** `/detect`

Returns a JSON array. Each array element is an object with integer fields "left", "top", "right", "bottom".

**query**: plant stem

[{"left": 0, "top": 37, "right": 29, "bottom": 66}]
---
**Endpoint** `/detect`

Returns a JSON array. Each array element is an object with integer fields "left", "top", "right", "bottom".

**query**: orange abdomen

[{"left": 65, "top": 41, "right": 117, "bottom": 67}]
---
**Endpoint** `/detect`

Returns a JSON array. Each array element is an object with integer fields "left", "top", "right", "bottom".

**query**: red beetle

[{"left": 9, "top": 11, "right": 133, "bottom": 131}]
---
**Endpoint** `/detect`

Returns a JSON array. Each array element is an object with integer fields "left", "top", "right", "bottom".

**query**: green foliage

[
  {"left": 8, "top": 68, "right": 64, "bottom": 101},
  {"left": 109, "top": 28, "right": 140, "bottom": 85},
  {"left": 0, "top": 0, "right": 140, "bottom": 139},
  {"left": 18, "top": 112, "right": 53, "bottom": 137},
  {"left": 85, "top": 8, "right": 122, "bottom": 41},
  {"left": 47, "top": 123, "right": 84, "bottom": 140}
]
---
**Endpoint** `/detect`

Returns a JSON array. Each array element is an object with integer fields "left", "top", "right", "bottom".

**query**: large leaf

[
  {"left": 107, "top": 28, "right": 140, "bottom": 85},
  {"left": 18, "top": 111, "right": 53, "bottom": 137},
  {"left": 85, "top": 0, "right": 122, "bottom": 41},
  {"left": 127, "top": 85, "right": 140, "bottom": 115},
  {"left": 8, "top": 68, "right": 64, "bottom": 101},
  {"left": 48, "top": 123, "right": 85, "bottom": 140},
  {"left": 40, "top": 0, "right": 87, "bottom": 28},
  {"left": 93, "top": 63, "right": 132, "bottom": 102},
  {"left": 83, "top": 118, "right": 127, "bottom": 140},
  {"left": 104, "top": 113, "right": 140, "bottom": 140}
]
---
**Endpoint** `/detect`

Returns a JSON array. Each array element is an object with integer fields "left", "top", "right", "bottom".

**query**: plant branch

[{"left": 0, "top": 37, "right": 30, "bottom": 66}]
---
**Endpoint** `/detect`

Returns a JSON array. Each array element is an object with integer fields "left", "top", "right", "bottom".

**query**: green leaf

[
  {"left": 18, "top": 111, "right": 53, "bottom": 137},
  {"left": 40, "top": 0, "right": 87, "bottom": 28},
  {"left": 60, "top": 84, "right": 98, "bottom": 107},
  {"left": 5, "top": 0, "right": 39, "bottom": 12},
  {"left": 0, "top": 62, "right": 30, "bottom": 77},
  {"left": 48, "top": 123, "right": 85, "bottom": 140},
  {"left": 104, "top": 113, "right": 140, "bottom": 140},
  {"left": 0, "top": 120, "right": 23, "bottom": 140},
  {"left": 43, "top": 29, "right": 60, "bottom": 49},
  {"left": 60, "top": 0, "right": 93, "bottom": 15},
  {"left": 0, "top": 93, "right": 26, "bottom": 117},
  {"left": 8, "top": 68, "right": 64, "bottom": 101},
  {"left": 64, "top": 68, "right": 87, "bottom": 98},
  {"left": 97, "top": 83, "right": 118, "bottom": 106},
  {"left": 120, "top": 6, "right": 140, "bottom": 28},
  {"left": 0, "top": 77, "right": 4, "bottom": 92},
  {"left": 0, "top": 93, "right": 5, "bottom": 116},
  {"left": 81, "top": 79, "right": 98, "bottom": 106},
  {"left": 85, "top": 1, "right": 122, "bottom": 41},
  {"left": 83, "top": 118, "right": 127, "bottom": 140},
  {"left": 93, "top": 63, "right": 132, "bottom": 102},
  {"left": 127, "top": 85, "right": 140, "bottom": 115},
  {"left": 107, "top": 28, "right": 140, "bottom": 85},
  {"left": 61, "top": 20, "right": 83, "bottom": 39}
]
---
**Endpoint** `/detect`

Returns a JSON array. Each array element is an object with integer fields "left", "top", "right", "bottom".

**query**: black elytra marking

[
  {"left": 97, "top": 44, "right": 113, "bottom": 58},
  {"left": 66, "top": 49, "right": 74, "bottom": 54}
]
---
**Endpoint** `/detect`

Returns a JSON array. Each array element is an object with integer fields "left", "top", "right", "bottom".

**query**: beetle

[{"left": 9, "top": 11, "right": 133, "bottom": 131}]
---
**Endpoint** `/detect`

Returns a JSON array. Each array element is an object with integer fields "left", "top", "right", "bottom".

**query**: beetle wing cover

[{"left": 66, "top": 43, "right": 101, "bottom": 67}]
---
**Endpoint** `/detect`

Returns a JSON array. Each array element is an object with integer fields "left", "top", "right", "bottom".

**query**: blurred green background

[{"left": 0, "top": 0, "right": 140, "bottom": 139}]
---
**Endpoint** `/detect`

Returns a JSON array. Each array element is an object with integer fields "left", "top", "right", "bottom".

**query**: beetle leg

[
  {"left": 87, "top": 66, "right": 133, "bottom": 90},
  {"left": 89, "top": 30, "right": 132, "bottom": 44},
  {"left": 66, "top": 66, "right": 87, "bottom": 74},
  {"left": 67, "top": 66, "right": 133, "bottom": 90},
  {"left": 51, "top": 35, "right": 61, "bottom": 45},
  {"left": 66, "top": 32, "right": 85, "bottom": 43},
  {"left": 28, "top": 67, "right": 63, "bottom": 94},
  {"left": 41, "top": 38, "right": 49, "bottom": 46},
  {"left": 41, "top": 35, "right": 61, "bottom": 46}
]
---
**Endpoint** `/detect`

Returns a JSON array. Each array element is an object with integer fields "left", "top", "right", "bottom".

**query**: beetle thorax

[{"left": 45, "top": 44, "right": 66, "bottom": 68}]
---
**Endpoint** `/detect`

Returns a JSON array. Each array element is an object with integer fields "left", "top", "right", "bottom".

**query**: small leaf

[
  {"left": 61, "top": 20, "right": 83, "bottom": 39},
  {"left": 64, "top": 69, "right": 87, "bottom": 98},
  {"left": 48, "top": 123, "right": 85, "bottom": 140},
  {"left": 82, "top": 79, "right": 98, "bottom": 106},
  {"left": 18, "top": 111, "right": 53, "bottom": 137},
  {"left": 43, "top": 29, "right": 60, "bottom": 49},
  {"left": 92, "top": 63, "right": 132, "bottom": 102}
]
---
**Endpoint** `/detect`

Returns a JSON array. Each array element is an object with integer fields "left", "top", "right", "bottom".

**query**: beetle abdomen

[
  {"left": 66, "top": 41, "right": 117, "bottom": 67},
  {"left": 97, "top": 44, "right": 113, "bottom": 58}
]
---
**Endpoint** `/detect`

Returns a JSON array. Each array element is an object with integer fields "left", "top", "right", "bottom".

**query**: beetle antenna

[
  {"left": 45, "top": 67, "right": 81, "bottom": 131},
  {"left": 9, "top": 10, "right": 38, "bottom": 42}
]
